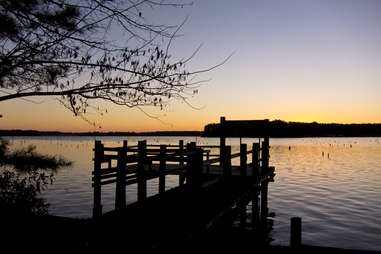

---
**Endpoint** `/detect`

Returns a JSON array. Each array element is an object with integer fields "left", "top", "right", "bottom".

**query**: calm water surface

[{"left": 5, "top": 136, "right": 381, "bottom": 251}]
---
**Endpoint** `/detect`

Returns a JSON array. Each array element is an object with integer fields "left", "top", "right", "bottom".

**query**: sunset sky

[{"left": 1, "top": 0, "right": 381, "bottom": 132}]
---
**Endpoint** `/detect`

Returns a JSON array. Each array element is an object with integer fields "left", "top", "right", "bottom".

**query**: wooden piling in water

[
  {"left": 186, "top": 142, "right": 202, "bottom": 188},
  {"left": 251, "top": 142, "right": 260, "bottom": 227},
  {"left": 251, "top": 190, "right": 259, "bottom": 228},
  {"left": 137, "top": 140, "right": 147, "bottom": 202},
  {"left": 261, "top": 180, "right": 269, "bottom": 223},
  {"left": 262, "top": 137, "right": 269, "bottom": 171},
  {"left": 260, "top": 137, "right": 270, "bottom": 225},
  {"left": 259, "top": 136, "right": 270, "bottom": 228},
  {"left": 290, "top": 217, "right": 302, "bottom": 247},
  {"left": 223, "top": 145, "right": 232, "bottom": 177},
  {"left": 179, "top": 140, "right": 184, "bottom": 165},
  {"left": 93, "top": 140, "right": 103, "bottom": 218},
  {"left": 159, "top": 145, "right": 166, "bottom": 195},
  {"left": 194, "top": 148, "right": 203, "bottom": 188},
  {"left": 206, "top": 150, "right": 210, "bottom": 175},
  {"left": 239, "top": 143, "right": 248, "bottom": 228},
  {"left": 240, "top": 143, "right": 247, "bottom": 176},
  {"left": 220, "top": 116, "right": 226, "bottom": 167},
  {"left": 179, "top": 140, "right": 185, "bottom": 186},
  {"left": 186, "top": 142, "right": 195, "bottom": 184},
  {"left": 115, "top": 144, "right": 127, "bottom": 212},
  {"left": 259, "top": 137, "right": 271, "bottom": 225},
  {"left": 252, "top": 143, "right": 260, "bottom": 180}
]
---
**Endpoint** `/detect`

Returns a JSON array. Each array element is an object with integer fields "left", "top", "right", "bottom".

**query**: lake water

[{"left": 4, "top": 136, "right": 381, "bottom": 251}]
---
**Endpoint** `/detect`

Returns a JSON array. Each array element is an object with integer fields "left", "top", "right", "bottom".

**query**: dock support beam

[
  {"left": 194, "top": 148, "right": 203, "bottom": 188},
  {"left": 290, "top": 217, "right": 302, "bottom": 247},
  {"left": 262, "top": 136, "right": 269, "bottom": 173},
  {"left": 115, "top": 142, "right": 127, "bottom": 212},
  {"left": 137, "top": 140, "right": 147, "bottom": 202},
  {"left": 240, "top": 143, "right": 247, "bottom": 176},
  {"left": 186, "top": 142, "right": 203, "bottom": 189},
  {"left": 179, "top": 140, "right": 184, "bottom": 165},
  {"left": 220, "top": 116, "right": 226, "bottom": 167},
  {"left": 251, "top": 142, "right": 260, "bottom": 227},
  {"left": 261, "top": 180, "right": 269, "bottom": 224},
  {"left": 93, "top": 140, "right": 103, "bottom": 218},
  {"left": 179, "top": 140, "right": 185, "bottom": 186},
  {"left": 223, "top": 146, "right": 232, "bottom": 177},
  {"left": 206, "top": 150, "right": 210, "bottom": 175},
  {"left": 251, "top": 190, "right": 259, "bottom": 228},
  {"left": 252, "top": 143, "right": 260, "bottom": 180},
  {"left": 239, "top": 144, "right": 248, "bottom": 229},
  {"left": 159, "top": 145, "right": 166, "bottom": 195},
  {"left": 186, "top": 142, "right": 195, "bottom": 186}
]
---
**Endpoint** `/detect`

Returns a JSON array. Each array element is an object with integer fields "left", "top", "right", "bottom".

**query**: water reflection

[{"left": 5, "top": 136, "right": 381, "bottom": 251}]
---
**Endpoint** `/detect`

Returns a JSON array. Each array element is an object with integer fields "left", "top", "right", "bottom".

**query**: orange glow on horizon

[
  {"left": 1, "top": 92, "right": 380, "bottom": 133},
  {"left": 2, "top": 109, "right": 380, "bottom": 133},
  {"left": 1, "top": 1, "right": 381, "bottom": 133}
]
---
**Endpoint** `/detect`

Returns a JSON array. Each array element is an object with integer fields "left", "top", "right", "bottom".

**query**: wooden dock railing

[{"left": 92, "top": 138, "right": 274, "bottom": 219}]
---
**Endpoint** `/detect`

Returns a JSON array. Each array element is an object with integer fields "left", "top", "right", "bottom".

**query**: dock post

[
  {"left": 223, "top": 145, "right": 232, "bottom": 177},
  {"left": 219, "top": 116, "right": 226, "bottom": 167},
  {"left": 240, "top": 143, "right": 247, "bottom": 176},
  {"left": 115, "top": 146, "right": 127, "bottom": 212},
  {"left": 206, "top": 150, "right": 210, "bottom": 175},
  {"left": 251, "top": 143, "right": 261, "bottom": 227},
  {"left": 179, "top": 140, "right": 185, "bottom": 186},
  {"left": 159, "top": 145, "right": 166, "bottom": 195},
  {"left": 290, "top": 217, "right": 302, "bottom": 247},
  {"left": 261, "top": 137, "right": 269, "bottom": 174},
  {"left": 194, "top": 147, "right": 203, "bottom": 188},
  {"left": 137, "top": 140, "right": 147, "bottom": 202},
  {"left": 239, "top": 143, "right": 248, "bottom": 229},
  {"left": 251, "top": 189, "right": 259, "bottom": 228},
  {"left": 261, "top": 180, "right": 269, "bottom": 224},
  {"left": 93, "top": 140, "right": 103, "bottom": 218},
  {"left": 186, "top": 142, "right": 197, "bottom": 187},
  {"left": 179, "top": 140, "right": 184, "bottom": 166},
  {"left": 252, "top": 143, "right": 260, "bottom": 180}
]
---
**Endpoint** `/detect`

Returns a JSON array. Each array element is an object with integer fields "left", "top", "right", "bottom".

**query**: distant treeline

[
  {"left": 0, "top": 130, "right": 202, "bottom": 137},
  {"left": 3, "top": 120, "right": 381, "bottom": 138},
  {"left": 203, "top": 120, "right": 381, "bottom": 137}
]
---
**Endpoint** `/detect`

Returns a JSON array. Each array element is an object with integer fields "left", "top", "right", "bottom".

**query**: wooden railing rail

[{"left": 92, "top": 137, "right": 272, "bottom": 218}]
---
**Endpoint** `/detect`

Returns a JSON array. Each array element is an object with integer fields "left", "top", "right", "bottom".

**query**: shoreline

[{"left": 1, "top": 132, "right": 381, "bottom": 138}]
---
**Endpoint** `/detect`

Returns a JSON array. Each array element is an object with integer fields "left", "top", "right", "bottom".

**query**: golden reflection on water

[{"left": 268, "top": 139, "right": 381, "bottom": 250}]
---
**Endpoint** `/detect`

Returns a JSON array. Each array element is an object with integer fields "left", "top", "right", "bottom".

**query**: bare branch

[{"left": 0, "top": 0, "right": 226, "bottom": 126}]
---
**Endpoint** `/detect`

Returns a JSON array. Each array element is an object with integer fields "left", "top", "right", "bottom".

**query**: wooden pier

[
  {"left": 4, "top": 117, "right": 381, "bottom": 254},
  {"left": 90, "top": 117, "right": 275, "bottom": 252}
]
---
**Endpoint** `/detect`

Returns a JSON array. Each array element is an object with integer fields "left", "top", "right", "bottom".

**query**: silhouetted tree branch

[{"left": 0, "top": 0, "right": 219, "bottom": 120}]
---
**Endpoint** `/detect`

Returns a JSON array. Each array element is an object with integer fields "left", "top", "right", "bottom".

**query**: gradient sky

[{"left": 1, "top": 0, "right": 381, "bottom": 132}]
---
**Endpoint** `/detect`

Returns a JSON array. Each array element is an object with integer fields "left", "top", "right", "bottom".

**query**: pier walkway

[{"left": 90, "top": 118, "right": 275, "bottom": 252}]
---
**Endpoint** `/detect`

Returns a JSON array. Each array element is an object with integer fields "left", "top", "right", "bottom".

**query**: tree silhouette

[
  {"left": 0, "top": 0, "right": 222, "bottom": 120},
  {"left": 0, "top": 139, "right": 71, "bottom": 215}
]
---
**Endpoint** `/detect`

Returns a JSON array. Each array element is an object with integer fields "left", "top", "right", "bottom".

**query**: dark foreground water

[{"left": 5, "top": 136, "right": 381, "bottom": 251}]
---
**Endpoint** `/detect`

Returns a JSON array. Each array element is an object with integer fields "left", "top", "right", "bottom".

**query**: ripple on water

[{"left": 7, "top": 136, "right": 381, "bottom": 251}]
